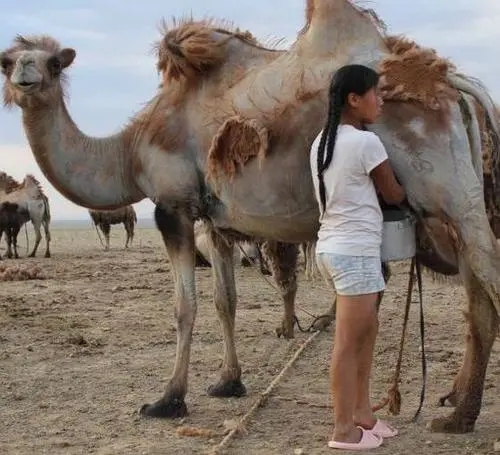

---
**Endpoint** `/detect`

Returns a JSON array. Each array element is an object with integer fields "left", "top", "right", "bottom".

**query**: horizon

[{"left": 1, "top": 0, "right": 500, "bottom": 219}]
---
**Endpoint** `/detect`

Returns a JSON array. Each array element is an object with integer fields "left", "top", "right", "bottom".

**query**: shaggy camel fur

[
  {"left": 0, "top": 171, "right": 51, "bottom": 257},
  {"left": 89, "top": 206, "right": 137, "bottom": 250},
  {"left": 0, "top": 201, "right": 29, "bottom": 259},
  {"left": 2, "top": 0, "right": 500, "bottom": 433}
]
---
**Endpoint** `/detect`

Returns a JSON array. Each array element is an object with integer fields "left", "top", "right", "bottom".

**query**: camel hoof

[
  {"left": 260, "top": 267, "right": 271, "bottom": 276},
  {"left": 275, "top": 322, "right": 294, "bottom": 339},
  {"left": 28, "top": 253, "right": 35, "bottom": 258},
  {"left": 312, "top": 314, "right": 334, "bottom": 332},
  {"left": 438, "top": 390, "right": 457, "bottom": 407},
  {"left": 139, "top": 397, "right": 188, "bottom": 419},
  {"left": 44, "top": 253, "right": 51, "bottom": 258},
  {"left": 429, "top": 414, "right": 475, "bottom": 434},
  {"left": 207, "top": 378, "right": 247, "bottom": 398}
]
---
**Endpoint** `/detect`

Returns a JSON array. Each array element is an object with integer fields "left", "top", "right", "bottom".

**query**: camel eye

[
  {"left": 0, "top": 56, "right": 13, "bottom": 73},
  {"left": 47, "top": 56, "right": 62, "bottom": 76}
]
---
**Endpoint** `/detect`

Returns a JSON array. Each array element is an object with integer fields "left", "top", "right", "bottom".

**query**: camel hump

[
  {"left": 156, "top": 20, "right": 226, "bottom": 83},
  {"left": 155, "top": 19, "right": 261, "bottom": 83}
]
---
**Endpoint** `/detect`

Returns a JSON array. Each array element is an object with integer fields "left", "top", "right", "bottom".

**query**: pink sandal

[
  {"left": 328, "top": 427, "right": 383, "bottom": 451},
  {"left": 368, "top": 419, "right": 398, "bottom": 438}
]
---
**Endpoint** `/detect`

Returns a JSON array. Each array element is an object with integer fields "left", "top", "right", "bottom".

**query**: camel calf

[{"left": 0, "top": 202, "right": 29, "bottom": 259}]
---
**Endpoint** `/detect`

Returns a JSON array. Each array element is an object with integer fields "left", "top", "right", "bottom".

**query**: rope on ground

[{"left": 208, "top": 329, "right": 322, "bottom": 455}]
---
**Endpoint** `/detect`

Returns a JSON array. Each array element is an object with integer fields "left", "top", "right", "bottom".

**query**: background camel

[
  {"left": 0, "top": 201, "right": 28, "bottom": 259},
  {"left": 89, "top": 206, "right": 137, "bottom": 250},
  {"left": 2, "top": 0, "right": 500, "bottom": 434},
  {"left": 0, "top": 171, "right": 51, "bottom": 258}
]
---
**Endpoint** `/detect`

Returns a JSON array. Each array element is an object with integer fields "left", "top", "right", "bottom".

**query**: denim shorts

[{"left": 316, "top": 253, "right": 385, "bottom": 296}]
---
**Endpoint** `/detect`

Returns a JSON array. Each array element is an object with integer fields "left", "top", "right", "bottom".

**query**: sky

[{"left": 1, "top": 0, "right": 500, "bottom": 220}]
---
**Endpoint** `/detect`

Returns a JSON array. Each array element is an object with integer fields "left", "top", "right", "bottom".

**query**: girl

[{"left": 310, "top": 64, "right": 406, "bottom": 450}]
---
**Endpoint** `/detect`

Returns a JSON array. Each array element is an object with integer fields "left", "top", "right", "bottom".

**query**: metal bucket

[{"left": 381, "top": 209, "right": 416, "bottom": 262}]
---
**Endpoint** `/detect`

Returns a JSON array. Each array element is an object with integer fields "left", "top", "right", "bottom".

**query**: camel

[
  {"left": 0, "top": 201, "right": 29, "bottom": 259},
  {"left": 89, "top": 205, "right": 137, "bottom": 250},
  {"left": 0, "top": 171, "right": 51, "bottom": 257},
  {"left": 194, "top": 219, "right": 270, "bottom": 274},
  {"left": 2, "top": 0, "right": 500, "bottom": 434}
]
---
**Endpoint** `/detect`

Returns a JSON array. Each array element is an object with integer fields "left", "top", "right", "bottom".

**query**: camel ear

[
  {"left": 58, "top": 48, "right": 76, "bottom": 68},
  {"left": 207, "top": 116, "right": 269, "bottom": 182}
]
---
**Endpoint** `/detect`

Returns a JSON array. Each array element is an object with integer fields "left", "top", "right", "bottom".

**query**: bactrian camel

[
  {"left": 89, "top": 205, "right": 137, "bottom": 250},
  {"left": 2, "top": 0, "right": 500, "bottom": 434},
  {"left": 0, "top": 171, "right": 51, "bottom": 257},
  {"left": 0, "top": 201, "right": 29, "bottom": 259}
]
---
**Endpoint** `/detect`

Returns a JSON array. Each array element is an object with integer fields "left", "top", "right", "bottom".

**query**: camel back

[{"left": 205, "top": 34, "right": 463, "bottom": 181}]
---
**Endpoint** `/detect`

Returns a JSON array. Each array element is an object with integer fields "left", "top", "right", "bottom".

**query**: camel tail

[
  {"left": 156, "top": 21, "right": 225, "bottom": 82},
  {"left": 448, "top": 73, "right": 500, "bottom": 141}
]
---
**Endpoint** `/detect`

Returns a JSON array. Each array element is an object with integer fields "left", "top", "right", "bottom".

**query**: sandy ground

[{"left": 0, "top": 225, "right": 499, "bottom": 455}]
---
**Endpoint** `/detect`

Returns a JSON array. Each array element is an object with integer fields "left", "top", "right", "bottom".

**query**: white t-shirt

[{"left": 310, "top": 124, "right": 388, "bottom": 257}]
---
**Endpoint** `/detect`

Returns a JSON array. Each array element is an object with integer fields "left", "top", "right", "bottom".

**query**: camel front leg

[
  {"left": 140, "top": 204, "right": 196, "bottom": 419},
  {"left": 261, "top": 241, "right": 298, "bottom": 339},
  {"left": 206, "top": 228, "right": 246, "bottom": 398},
  {"left": 5, "top": 228, "right": 14, "bottom": 259},
  {"left": 430, "top": 259, "right": 499, "bottom": 433},
  {"left": 11, "top": 226, "right": 20, "bottom": 259},
  {"left": 28, "top": 221, "right": 42, "bottom": 257}
]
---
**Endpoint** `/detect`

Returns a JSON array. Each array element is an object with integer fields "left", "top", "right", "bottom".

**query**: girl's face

[{"left": 346, "top": 85, "right": 383, "bottom": 124}]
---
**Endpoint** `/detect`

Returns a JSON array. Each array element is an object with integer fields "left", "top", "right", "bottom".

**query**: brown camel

[
  {"left": 0, "top": 201, "right": 29, "bottom": 259},
  {"left": 2, "top": 0, "right": 500, "bottom": 434},
  {"left": 0, "top": 171, "right": 51, "bottom": 257},
  {"left": 89, "top": 206, "right": 137, "bottom": 250}
]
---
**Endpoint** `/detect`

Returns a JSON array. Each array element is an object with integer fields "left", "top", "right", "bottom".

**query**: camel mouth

[{"left": 14, "top": 81, "right": 39, "bottom": 92}]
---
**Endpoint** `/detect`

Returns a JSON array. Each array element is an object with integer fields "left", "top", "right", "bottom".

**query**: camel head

[{"left": 1, "top": 35, "right": 75, "bottom": 107}]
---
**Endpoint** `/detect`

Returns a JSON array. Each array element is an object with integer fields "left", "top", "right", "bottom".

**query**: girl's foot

[{"left": 328, "top": 427, "right": 383, "bottom": 451}]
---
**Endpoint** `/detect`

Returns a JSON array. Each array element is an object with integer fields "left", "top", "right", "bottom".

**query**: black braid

[{"left": 317, "top": 93, "right": 343, "bottom": 215}]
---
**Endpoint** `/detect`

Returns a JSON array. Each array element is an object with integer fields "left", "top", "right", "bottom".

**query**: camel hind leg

[
  {"left": 124, "top": 220, "right": 134, "bottom": 248},
  {"left": 205, "top": 227, "right": 247, "bottom": 398},
  {"left": 28, "top": 219, "right": 42, "bottom": 257},
  {"left": 43, "top": 218, "right": 51, "bottom": 258},
  {"left": 431, "top": 258, "right": 499, "bottom": 433},
  {"left": 260, "top": 241, "right": 298, "bottom": 339},
  {"left": 140, "top": 204, "right": 196, "bottom": 419},
  {"left": 100, "top": 223, "right": 111, "bottom": 250}
]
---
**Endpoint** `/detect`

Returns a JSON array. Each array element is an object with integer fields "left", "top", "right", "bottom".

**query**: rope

[
  {"left": 92, "top": 221, "right": 106, "bottom": 250},
  {"left": 208, "top": 329, "right": 322, "bottom": 454},
  {"left": 372, "top": 251, "right": 427, "bottom": 421}
]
